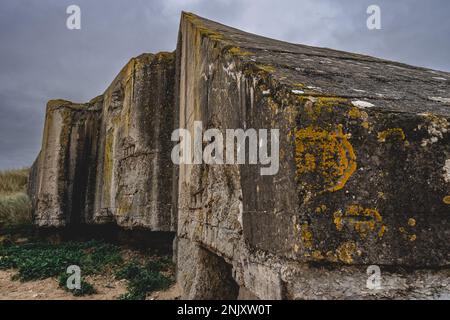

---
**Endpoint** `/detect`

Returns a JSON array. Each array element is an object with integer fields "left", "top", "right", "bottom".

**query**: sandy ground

[
  {"left": 0, "top": 268, "right": 181, "bottom": 300},
  {"left": 0, "top": 269, "right": 128, "bottom": 300}
]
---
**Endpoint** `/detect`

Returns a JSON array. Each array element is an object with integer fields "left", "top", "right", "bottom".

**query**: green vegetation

[
  {"left": 0, "top": 241, "right": 122, "bottom": 281},
  {"left": 116, "top": 257, "right": 174, "bottom": 300},
  {"left": 0, "top": 240, "right": 175, "bottom": 299},
  {"left": 58, "top": 272, "right": 97, "bottom": 296},
  {"left": 0, "top": 169, "right": 32, "bottom": 233},
  {"left": 0, "top": 169, "right": 174, "bottom": 299},
  {"left": 0, "top": 240, "right": 122, "bottom": 296}
]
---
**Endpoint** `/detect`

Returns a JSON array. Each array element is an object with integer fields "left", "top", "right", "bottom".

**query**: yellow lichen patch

[
  {"left": 333, "top": 210, "right": 344, "bottom": 231},
  {"left": 377, "top": 192, "right": 387, "bottom": 200},
  {"left": 333, "top": 205, "right": 386, "bottom": 239},
  {"left": 227, "top": 47, "right": 254, "bottom": 57},
  {"left": 116, "top": 194, "right": 132, "bottom": 216},
  {"left": 103, "top": 129, "right": 115, "bottom": 205},
  {"left": 398, "top": 218, "right": 418, "bottom": 242},
  {"left": 198, "top": 26, "right": 226, "bottom": 42},
  {"left": 443, "top": 196, "right": 450, "bottom": 204},
  {"left": 315, "top": 204, "right": 327, "bottom": 214},
  {"left": 408, "top": 218, "right": 416, "bottom": 227},
  {"left": 183, "top": 12, "right": 199, "bottom": 22},
  {"left": 378, "top": 225, "right": 387, "bottom": 238},
  {"left": 348, "top": 107, "right": 362, "bottom": 119},
  {"left": 184, "top": 13, "right": 228, "bottom": 43},
  {"left": 303, "top": 97, "right": 347, "bottom": 121},
  {"left": 303, "top": 153, "right": 316, "bottom": 171},
  {"left": 336, "top": 241, "right": 357, "bottom": 264},
  {"left": 347, "top": 107, "right": 370, "bottom": 130},
  {"left": 155, "top": 51, "right": 175, "bottom": 62},
  {"left": 256, "top": 64, "right": 276, "bottom": 74},
  {"left": 300, "top": 223, "right": 313, "bottom": 249},
  {"left": 312, "top": 250, "right": 324, "bottom": 260},
  {"left": 377, "top": 128, "right": 406, "bottom": 143},
  {"left": 294, "top": 125, "right": 357, "bottom": 193},
  {"left": 316, "top": 97, "right": 348, "bottom": 105}
]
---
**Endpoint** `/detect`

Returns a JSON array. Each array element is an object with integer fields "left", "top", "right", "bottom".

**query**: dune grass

[
  {"left": 0, "top": 168, "right": 32, "bottom": 232},
  {"left": 0, "top": 168, "right": 29, "bottom": 195},
  {"left": 0, "top": 193, "right": 32, "bottom": 230}
]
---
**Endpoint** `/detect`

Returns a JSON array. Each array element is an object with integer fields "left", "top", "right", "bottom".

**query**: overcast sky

[{"left": 0, "top": 0, "right": 449, "bottom": 170}]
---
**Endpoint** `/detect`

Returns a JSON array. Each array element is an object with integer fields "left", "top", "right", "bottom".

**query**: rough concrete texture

[
  {"left": 30, "top": 99, "right": 102, "bottom": 227},
  {"left": 30, "top": 53, "right": 176, "bottom": 231},
  {"left": 30, "top": 12, "right": 449, "bottom": 299},
  {"left": 92, "top": 53, "right": 175, "bottom": 229},
  {"left": 174, "top": 13, "right": 450, "bottom": 299}
]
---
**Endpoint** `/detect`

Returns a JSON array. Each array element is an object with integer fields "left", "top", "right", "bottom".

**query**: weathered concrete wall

[
  {"left": 30, "top": 12, "right": 450, "bottom": 299},
  {"left": 92, "top": 53, "right": 175, "bottom": 230},
  {"left": 30, "top": 53, "right": 176, "bottom": 232},
  {"left": 31, "top": 99, "right": 102, "bottom": 227},
  {"left": 174, "top": 13, "right": 450, "bottom": 299}
]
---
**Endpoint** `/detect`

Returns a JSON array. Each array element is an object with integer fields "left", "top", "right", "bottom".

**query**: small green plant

[
  {"left": 58, "top": 273, "right": 97, "bottom": 296},
  {"left": 115, "top": 261, "right": 142, "bottom": 280},
  {"left": 116, "top": 257, "right": 174, "bottom": 300},
  {"left": 145, "top": 256, "right": 174, "bottom": 272}
]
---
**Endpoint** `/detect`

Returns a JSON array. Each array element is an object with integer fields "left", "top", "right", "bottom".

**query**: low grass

[
  {"left": 0, "top": 168, "right": 32, "bottom": 233},
  {"left": 0, "top": 193, "right": 32, "bottom": 231},
  {"left": 0, "top": 168, "right": 29, "bottom": 195}
]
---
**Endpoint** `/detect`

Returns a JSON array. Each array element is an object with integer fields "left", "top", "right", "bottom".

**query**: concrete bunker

[
  {"left": 29, "top": 53, "right": 177, "bottom": 250},
  {"left": 29, "top": 13, "right": 450, "bottom": 299}
]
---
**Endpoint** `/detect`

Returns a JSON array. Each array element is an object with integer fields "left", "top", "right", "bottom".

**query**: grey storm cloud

[{"left": 0, "top": 0, "right": 449, "bottom": 169}]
